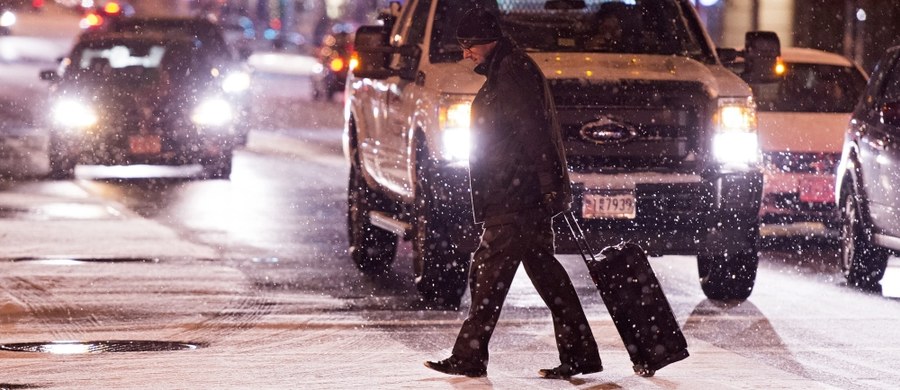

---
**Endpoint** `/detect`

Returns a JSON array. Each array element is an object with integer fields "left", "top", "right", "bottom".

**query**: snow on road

[{"left": 0, "top": 182, "right": 217, "bottom": 259}]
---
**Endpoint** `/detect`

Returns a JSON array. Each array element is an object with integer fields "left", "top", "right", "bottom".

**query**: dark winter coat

[{"left": 468, "top": 37, "right": 572, "bottom": 225}]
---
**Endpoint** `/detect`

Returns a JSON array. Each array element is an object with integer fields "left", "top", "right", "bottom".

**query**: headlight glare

[
  {"left": 52, "top": 99, "right": 98, "bottom": 129},
  {"left": 222, "top": 72, "right": 251, "bottom": 93},
  {"left": 1, "top": 11, "right": 15, "bottom": 28},
  {"left": 191, "top": 98, "right": 233, "bottom": 127},
  {"left": 713, "top": 97, "right": 758, "bottom": 167},
  {"left": 442, "top": 128, "right": 470, "bottom": 162},
  {"left": 439, "top": 98, "right": 473, "bottom": 161},
  {"left": 713, "top": 132, "right": 759, "bottom": 166}
]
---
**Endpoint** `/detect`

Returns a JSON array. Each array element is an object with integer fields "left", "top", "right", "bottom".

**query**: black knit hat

[{"left": 456, "top": 8, "right": 502, "bottom": 46}]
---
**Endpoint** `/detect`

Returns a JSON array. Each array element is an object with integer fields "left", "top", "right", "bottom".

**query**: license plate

[
  {"left": 128, "top": 135, "right": 161, "bottom": 155},
  {"left": 582, "top": 192, "right": 636, "bottom": 219},
  {"left": 799, "top": 176, "right": 834, "bottom": 203}
]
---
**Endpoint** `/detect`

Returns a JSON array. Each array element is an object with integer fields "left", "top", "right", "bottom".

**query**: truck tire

[
  {"left": 839, "top": 192, "right": 888, "bottom": 288},
  {"left": 347, "top": 158, "right": 397, "bottom": 273},
  {"left": 698, "top": 251, "right": 758, "bottom": 301},
  {"left": 413, "top": 155, "right": 470, "bottom": 307}
]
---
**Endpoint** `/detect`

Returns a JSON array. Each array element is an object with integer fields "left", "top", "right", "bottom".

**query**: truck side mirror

[
  {"left": 353, "top": 25, "right": 393, "bottom": 79},
  {"left": 882, "top": 101, "right": 900, "bottom": 126},
  {"left": 742, "top": 31, "right": 781, "bottom": 83}
]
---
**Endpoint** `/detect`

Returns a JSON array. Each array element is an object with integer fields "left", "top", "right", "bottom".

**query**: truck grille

[{"left": 549, "top": 79, "right": 710, "bottom": 172}]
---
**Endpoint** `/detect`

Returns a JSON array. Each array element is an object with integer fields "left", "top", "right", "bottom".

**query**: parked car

[
  {"left": 39, "top": 32, "right": 237, "bottom": 179},
  {"left": 743, "top": 47, "right": 868, "bottom": 227},
  {"left": 835, "top": 44, "right": 900, "bottom": 288}
]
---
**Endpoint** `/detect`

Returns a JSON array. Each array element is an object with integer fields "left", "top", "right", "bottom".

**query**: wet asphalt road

[{"left": 2, "top": 4, "right": 900, "bottom": 389}]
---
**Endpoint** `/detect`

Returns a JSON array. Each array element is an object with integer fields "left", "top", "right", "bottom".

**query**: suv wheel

[
  {"left": 412, "top": 155, "right": 470, "bottom": 308},
  {"left": 698, "top": 251, "right": 758, "bottom": 301},
  {"left": 47, "top": 137, "right": 76, "bottom": 180},
  {"left": 203, "top": 154, "right": 233, "bottom": 179},
  {"left": 840, "top": 193, "right": 889, "bottom": 287},
  {"left": 347, "top": 158, "right": 397, "bottom": 273}
]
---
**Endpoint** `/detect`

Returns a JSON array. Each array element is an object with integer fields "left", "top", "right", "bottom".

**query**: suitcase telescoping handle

[{"left": 562, "top": 211, "right": 598, "bottom": 263}]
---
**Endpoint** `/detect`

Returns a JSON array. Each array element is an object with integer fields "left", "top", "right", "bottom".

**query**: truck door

[
  {"left": 358, "top": 1, "right": 416, "bottom": 186},
  {"left": 377, "top": 0, "right": 432, "bottom": 198}
]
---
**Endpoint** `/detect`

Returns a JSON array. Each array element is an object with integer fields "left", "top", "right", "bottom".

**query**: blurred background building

[
  {"left": 693, "top": 0, "right": 900, "bottom": 71},
  {"left": 237, "top": 0, "right": 898, "bottom": 72}
]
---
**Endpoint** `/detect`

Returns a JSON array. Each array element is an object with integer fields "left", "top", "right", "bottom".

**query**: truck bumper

[{"left": 555, "top": 170, "right": 762, "bottom": 257}]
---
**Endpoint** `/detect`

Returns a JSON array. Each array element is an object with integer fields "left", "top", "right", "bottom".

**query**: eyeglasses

[{"left": 458, "top": 39, "right": 495, "bottom": 50}]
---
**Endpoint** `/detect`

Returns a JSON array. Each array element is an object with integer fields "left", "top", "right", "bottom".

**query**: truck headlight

[
  {"left": 222, "top": 71, "right": 251, "bottom": 93},
  {"left": 51, "top": 99, "right": 98, "bottom": 129},
  {"left": 713, "top": 97, "right": 758, "bottom": 168},
  {"left": 439, "top": 97, "right": 473, "bottom": 161},
  {"left": 191, "top": 98, "right": 233, "bottom": 127}
]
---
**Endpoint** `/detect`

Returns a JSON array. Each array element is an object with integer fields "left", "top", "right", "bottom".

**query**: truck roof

[{"left": 780, "top": 47, "right": 855, "bottom": 67}]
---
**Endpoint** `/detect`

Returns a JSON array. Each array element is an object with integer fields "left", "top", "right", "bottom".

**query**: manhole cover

[
  {"left": 0, "top": 384, "right": 40, "bottom": 390},
  {"left": 0, "top": 341, "right": 204, "bottom": 354},
  {"left": 10, "top": 257, "right": 161, "bottom": 264}
]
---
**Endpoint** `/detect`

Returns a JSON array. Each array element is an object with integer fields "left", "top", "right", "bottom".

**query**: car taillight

[
  {"left": 330, "top": 57, "right": 345, "bottom": 72},
  {"left": 32, "top": 0, "right": 43, "bottom": 9},
  {"left": 80, "top": 12, "right": 103, "bottom": 29},
  {"left": 104, "top": 2, "right": 121, "bottom": 14}
]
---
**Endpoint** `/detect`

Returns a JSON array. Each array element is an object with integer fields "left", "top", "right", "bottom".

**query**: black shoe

[
  {"left": 424, "top": 356, "right": 487, "bottom": 377},
  {"left": 538, "top": 361, "right": 603, "bottom": 379}
]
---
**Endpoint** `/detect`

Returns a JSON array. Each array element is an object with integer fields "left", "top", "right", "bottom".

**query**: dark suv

[
  {"left": 40, "top": 32, "right": 237, "bottom": 179},
  {"left": 835, "top": 44, "right": 900, "bottom": 288}
]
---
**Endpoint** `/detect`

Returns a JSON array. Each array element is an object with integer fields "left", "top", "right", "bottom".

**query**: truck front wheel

[
  {"left": 347, "top": 160, "right": 397, "bottom": 273},
  {"left": 698, "top": 251, "right": 758, "bottom": 301},
  {"left": 413, "top": 158, "right": 470, "bottom": 308}
]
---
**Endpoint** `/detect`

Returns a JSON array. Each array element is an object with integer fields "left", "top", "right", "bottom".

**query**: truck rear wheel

[
  {"left": 698, "top": 251, "right": 758, "bottom": 301},
  {"left": 347, "top": 159, "right": 397, "bottom": 273},
  {"left": 413, "top": 156, "right": 470, "bottom": 308}
]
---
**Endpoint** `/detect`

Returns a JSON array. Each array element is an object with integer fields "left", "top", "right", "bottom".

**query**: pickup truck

[{"left": 345, "top": 0, "right": 777, "bottom": 306}]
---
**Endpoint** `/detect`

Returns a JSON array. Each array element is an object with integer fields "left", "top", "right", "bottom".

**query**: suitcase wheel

[{"left": 633, "top": 364, "right": 656, "bottom": 377}]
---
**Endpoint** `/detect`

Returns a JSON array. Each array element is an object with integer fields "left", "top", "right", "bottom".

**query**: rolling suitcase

[{"left": 562, "top": 211, "right": 689, "bottom": 377}]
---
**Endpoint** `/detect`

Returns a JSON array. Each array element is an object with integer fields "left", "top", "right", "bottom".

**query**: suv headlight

[
  {"left": 191, "top": 98, "right": 233, "bottom": 127},
  {"left": 222, "top": 71, "right": 251, "bottom": 93},
  {"left": 712, "top": 97, "right": 759, "bottom": 168},
  {"left": 1, "top": 11, "right": 15, "bottom": 28},
  {"left": 439, "top": 95, "right": 474, "bottom": 162},
  {"left": 51, "top": 99, "right": 98, "bottom": 130}
]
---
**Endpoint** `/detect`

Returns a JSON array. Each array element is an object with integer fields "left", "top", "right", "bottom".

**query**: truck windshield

[{"left": 431, "top": 0, "right": 712, "bottom": 63}]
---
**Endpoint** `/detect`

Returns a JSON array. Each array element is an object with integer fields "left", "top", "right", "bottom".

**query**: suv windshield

[
  {"left": 431, "top": 0, "right": 711, "bottom": 62},
  {"left": 752, "top": 63, "right": 867, "bottom": 113}
]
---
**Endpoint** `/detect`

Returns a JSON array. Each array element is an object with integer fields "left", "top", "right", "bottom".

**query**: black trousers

[{"left": 451, "top": 215, "right": 601, "bottom": 368}]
